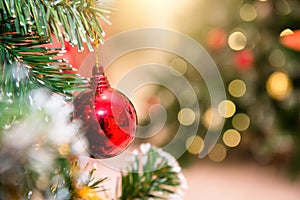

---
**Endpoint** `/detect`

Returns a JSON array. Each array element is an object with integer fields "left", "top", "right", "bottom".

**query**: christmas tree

[
  {"left": 0, "top": 0, "right": 186, "bottom": 199},
  {"left": 189, "top": 0, "right": 300, "bottom": 176},
  {"left": 130, "top": 0, "right": 300, "bottom": 177}
]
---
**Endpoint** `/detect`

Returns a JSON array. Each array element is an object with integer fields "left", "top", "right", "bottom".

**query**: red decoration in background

[
  {"left": 207, "top": 28, "right": 227, "bottom": 50},
  {"left": 233, "top": 48, "right": 254, "bottom": 71},
  {"left": 45, "top": 35, "right": 90, "bottom": 69},
  {"left": 73, "top": 65, "right": 137, "bottom": 158},
  {"left": 43, "top": 22, "right": 110, "bottom": 69},
  {"left": 280, "top": 29, "right": 300, "bottom": 51}
]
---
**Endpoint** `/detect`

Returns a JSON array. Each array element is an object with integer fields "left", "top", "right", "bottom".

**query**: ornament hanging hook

[
  {"left": 92, "top": 39, "right": 104, "bottom": 75},
  {"left": 91, "top": 39, "right": 104, "bottom": 79},
  {"left": 94, "top": 39, "right": 100, "bottom": 68}
]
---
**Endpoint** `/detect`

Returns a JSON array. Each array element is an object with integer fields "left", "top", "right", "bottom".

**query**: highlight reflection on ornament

[{"left": 73, "top": 65, "right": 137, "bottom": 159}]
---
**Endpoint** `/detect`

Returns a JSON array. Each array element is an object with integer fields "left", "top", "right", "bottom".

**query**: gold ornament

[{"left": 77, "top": 187, "right": 103, "bottom": 200}]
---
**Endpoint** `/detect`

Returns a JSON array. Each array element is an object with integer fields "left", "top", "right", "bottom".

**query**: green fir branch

[
  {"left": 0, "top": 0, "right": 111, "bottom": 50},
  {"left": 0, "top": 34, "right": 88, "bottom": 99},
  {"left": 120, "top": 145, "right": 186, "bottom": 200},
  {"left": 71, "top": 161, "right": 109, "bottom": 199},
  {"left": 48, "top": 157, "right": 74, "bottom": 199},
  {"left": 0, "top": 0, "right": 111, "bottom": 99}
]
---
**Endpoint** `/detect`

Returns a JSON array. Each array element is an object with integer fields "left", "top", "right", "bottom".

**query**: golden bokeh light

[
  {"left": 186, "top": 135, "right": 204, "bottom": 155},
  {"left": 228, "top": 31, "right": 247, "bottom": 51},
  {"left": 218, "top": 100, "right": 236, "bottom": 118},
  {"left": 232, "top": 113, "right": 250, "bottom": 131},
  {"left": 269, "top": 49, "right": 285, "bottom": 68},
  {"left": 228, "top": 79, "right": 247, "bottom": 97},
  {"left": 266, "top": 72, "right": 292, "bottom": 100},
  {"left": 202, "top": 108, "right": 224, "bottom": 130},
  {"left": 223, "top": 129, "right": 241, "bottom": 147},
  {"left": 178, "top": 108, "right": 196, "bottom": 126},
  {"left": 58, "top": 144, "right": 71, "bottom": 156},
  {"left": 208, "top": 144, "right": 227, "bottom": 162},
  {"left": 169, "top": 57, "right": 188, "bottom": 76},
  {"left": 239, "top": 4, "right": 257, "bottom": 22}
]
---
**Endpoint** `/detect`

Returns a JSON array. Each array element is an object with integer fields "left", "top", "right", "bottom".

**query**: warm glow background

[{"left": 88, "top": 0, "right": 300, "bottom": 199}]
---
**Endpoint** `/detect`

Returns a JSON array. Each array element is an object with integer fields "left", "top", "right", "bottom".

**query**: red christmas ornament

[
  {"left": 280, "top": 29, "right": 300, "bottom": 51},
  {"left": 73, "top": 65, "right": 137, "bottom": 158}
]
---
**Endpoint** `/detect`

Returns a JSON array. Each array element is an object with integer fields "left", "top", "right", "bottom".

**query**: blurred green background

[{"left": 92, "top": 0, "right": 300, "bottom": 199}]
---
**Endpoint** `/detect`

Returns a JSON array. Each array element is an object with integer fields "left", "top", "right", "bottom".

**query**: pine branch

[
  {"left": 0, "top": 34, "right": 88, "bottom": 99},
  {"left": 0, "top": 0, "right": 111, "bottom": 99},
  {"left": 0, "top": 0, "right": 111, "bottom": 50},
  {"left": 0, "top": 1, "right": 111, "bottom": 199},
  {"left": 0, "top": 89, "right": 109, "bottom": 199},
  {"left": 120, "top": 144, "right": 187, "bottom": 200}
]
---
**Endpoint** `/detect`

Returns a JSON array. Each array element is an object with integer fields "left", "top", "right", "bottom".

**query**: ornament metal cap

[{"left": 91, "top": 64, "right": 110, "bottom": 93}]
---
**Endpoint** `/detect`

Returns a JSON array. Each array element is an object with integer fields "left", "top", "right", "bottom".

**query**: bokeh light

[
  {"left": 223, "top": 129, "right": 241, "bottom": 147},
  {"left": 169, "top": 57, "right": 187, "bottom": 76},
  {"left": 218, "top": 100, "right": 236, "bottom": 118},
  {"left": 277, "top": 0, "right": 291, "bottom": 15},
  {"left": 239, "top": 4, "right": 257, "bottom": 22},
  {"left": 266, "top": 72, "right": 292, "bottom": 100},
  {"left": 207, "top": 28, "right": 227, "bottom": 50},
  {"left": 186, "top": 135, "right": 204, "bottom": 155},
  {"left": 208, "top": 144, "right": 227, "bottom": 162},
  {"left": 228, "top": 31, "right": 247, "bottom": 51},
  {"left": 58, "top": 144, "right": 71, "bottom": 156},
  {"left": 202, "top": 108, "right": 224, "bottom": 130},
  {"left": 232, "top": 113, "right": 250, "bottom": 131},
  {"left": 233, "top": 48, "right": 254, "bottom": 71},
  {"left": 268, "top": 49, "right": 285, "bottom": 68},
  {"left": 228, "top": 79, "right": 247, "bottom": 97},
  {"left": 178, "top": 108, "right": 196, "bottom": 126}
]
